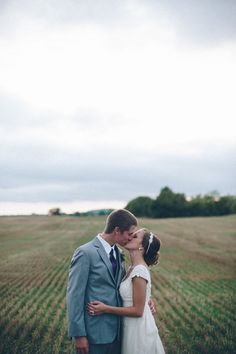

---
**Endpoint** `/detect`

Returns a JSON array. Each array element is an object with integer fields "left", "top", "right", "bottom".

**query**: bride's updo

[{"left": 142, "top": 230, "right": 161, "bottom": 266}]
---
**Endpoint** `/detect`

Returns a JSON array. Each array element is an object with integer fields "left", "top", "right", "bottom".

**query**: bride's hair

[{"left": 142, "top": 230, "right": 161, "bottom": 266}]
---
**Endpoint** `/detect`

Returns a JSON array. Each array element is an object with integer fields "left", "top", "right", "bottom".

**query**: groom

[{"left": 66, "top": 209, "right": 138, "bottom": 354}]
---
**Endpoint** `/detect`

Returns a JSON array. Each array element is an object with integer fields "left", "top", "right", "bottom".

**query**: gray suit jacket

[{"left": 66, "top": 237, "right": 125, "bottom": 344}]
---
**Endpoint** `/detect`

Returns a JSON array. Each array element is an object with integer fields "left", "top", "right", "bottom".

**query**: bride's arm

[{"left": 88, "top": 277, "right": 147, "bottom": 317}]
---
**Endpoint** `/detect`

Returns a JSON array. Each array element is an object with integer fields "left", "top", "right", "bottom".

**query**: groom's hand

[{"left": 75, "top": 336, "right": 89, "bottom": 354}]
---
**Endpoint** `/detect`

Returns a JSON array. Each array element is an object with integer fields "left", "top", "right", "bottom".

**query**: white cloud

[
  {"left": 0, "top": 0, "right": 236, "bottom": 214},
  {"left": 1, "top": 24, "right": 235, "bottom": 147}
]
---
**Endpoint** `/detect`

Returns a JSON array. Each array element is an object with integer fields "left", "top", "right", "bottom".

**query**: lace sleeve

[{"left": 131, "top": 265, "right": 150, "bottom": 283}]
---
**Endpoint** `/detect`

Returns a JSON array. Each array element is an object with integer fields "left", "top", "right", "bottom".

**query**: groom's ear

[{"left": 114, "top": 226, "right": 121, "bottom": 234}]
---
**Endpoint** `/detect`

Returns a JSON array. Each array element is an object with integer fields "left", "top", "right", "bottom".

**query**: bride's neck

[{"left": 129, "top": 250, "right": 145, "bottom": 266}]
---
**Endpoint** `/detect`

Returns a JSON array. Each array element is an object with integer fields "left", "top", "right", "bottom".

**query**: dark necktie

[{"left": 109, "top": 248, "right": 117, "bottom": 276}]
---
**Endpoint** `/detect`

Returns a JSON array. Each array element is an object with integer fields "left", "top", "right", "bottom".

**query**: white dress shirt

[{"left": 96, "top": 234, "right": 117, "bottom": 259}]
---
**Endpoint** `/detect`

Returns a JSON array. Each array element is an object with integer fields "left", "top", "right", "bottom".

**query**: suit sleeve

[{"left": 66, "top": 248, "right": 90, "bottom": 338}]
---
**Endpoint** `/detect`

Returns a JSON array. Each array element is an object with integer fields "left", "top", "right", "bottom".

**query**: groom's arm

[{"left": 66, "top": 248, "right": 90, "bottom": 338}]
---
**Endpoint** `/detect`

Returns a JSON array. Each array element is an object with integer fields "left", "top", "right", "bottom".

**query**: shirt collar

[{"left": 97, "top": 234, "right": 116, "bottom": 258}]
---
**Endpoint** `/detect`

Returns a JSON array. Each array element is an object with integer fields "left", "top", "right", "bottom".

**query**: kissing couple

[{"left": 67, "top": 209, "right": 165, "bottom": 354}]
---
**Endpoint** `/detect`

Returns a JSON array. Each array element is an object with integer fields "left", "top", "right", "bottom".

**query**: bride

[{"left": 88, "top": 229, "right": 165, "bottom": 354}]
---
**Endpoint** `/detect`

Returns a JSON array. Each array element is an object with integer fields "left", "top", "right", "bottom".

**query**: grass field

[{"left": 0, "top": 215, "right": 235, "bottom": 354}]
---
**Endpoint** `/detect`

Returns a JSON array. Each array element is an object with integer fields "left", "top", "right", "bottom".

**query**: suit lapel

[{"left": 93, "top": 237, "right": 116, "bottom": 283}]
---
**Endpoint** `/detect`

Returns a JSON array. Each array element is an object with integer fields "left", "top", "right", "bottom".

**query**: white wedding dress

[{"left": 119, "top": 264, "right": 165, "bottom": 354}]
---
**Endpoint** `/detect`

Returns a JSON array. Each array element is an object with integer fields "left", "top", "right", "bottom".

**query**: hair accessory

[{"left": 145, "top": 233, "right": 154, "bottom": 254}]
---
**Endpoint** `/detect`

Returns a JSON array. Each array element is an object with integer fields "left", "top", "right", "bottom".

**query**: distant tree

[
  {"left": 126, "top": 196, "right": 153, "bottom": 217},
  {"left": 48, "top": 208, "right": 61, "bottom": 216},
  {"left": 207, "top": 190, "right": 220, "bottom": 199},
  {"left": 125, "top": 187, "right": 236, "bottom": 219},
  {"left": 152, "top": 187, "right": 186, "bottom": 218},
  {"left": 186, "top": 194, "right": 219, "bottom": 216},
  {"left": 70, "top": 209, "right": 114, "bottom": 217},
  {"left": 230, "top": 196, "right": 236, "bottom": 214},
  {"left": 186, "top": 195, "right": 205, "bottom": 216},
  {"left": 202, "top": 195, "right": 218, "bottom": 216},
  {"left": 216, "top": 196, "right": 236, "bottom": 215},
  {"left": 97, "top": 209, "right": 114, "bottom": 216}
]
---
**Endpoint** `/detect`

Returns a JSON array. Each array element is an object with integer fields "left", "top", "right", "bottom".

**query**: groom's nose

[{"left": 128, "top": 233, "right": 133, "bottom": 241}]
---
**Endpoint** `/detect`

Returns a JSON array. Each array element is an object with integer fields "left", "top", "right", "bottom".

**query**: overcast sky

[{"left": 0, "top": 0, "right": 236, "bottom": 215}]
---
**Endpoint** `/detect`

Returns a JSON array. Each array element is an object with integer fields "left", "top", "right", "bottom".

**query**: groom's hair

[{"left": 104, "top": 209, "right": 137, "bottom": 233}]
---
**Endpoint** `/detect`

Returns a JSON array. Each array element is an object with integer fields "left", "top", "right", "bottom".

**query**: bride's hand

[{"left": 87, "top": 301, "right": 107, "bottom": 315}]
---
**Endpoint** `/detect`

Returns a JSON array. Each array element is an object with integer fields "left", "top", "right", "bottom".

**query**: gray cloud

[
  {"left": 0, "top": 94, "right": 42, "bottom": 129},
  {"left": 0, "top": 91, "right": 105, "bottom": 136},
  {"left": 1, "top": 92, "right": 236, "bottom": 205},
  {"left": 145, "top": 0, "right": 236, "bottom": 44},
  {"left": 1, "top": 0, "right": 236, "bottom": 211},
  {"left": 0, "top": 94, "right": 115, "bottom": 133},
  {"left": 0, "top": 0, "right": 129, "bottom": 33},
  {"left": 0, "top": 0, "right": 236, "bottom": 44},
  {"left": 1, "top": 139, "right": 236, "bottom": 204}
]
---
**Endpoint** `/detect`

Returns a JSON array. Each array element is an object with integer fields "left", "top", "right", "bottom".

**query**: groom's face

[{"left": 116, "top": 225, "right": 137, "bottom": 246}]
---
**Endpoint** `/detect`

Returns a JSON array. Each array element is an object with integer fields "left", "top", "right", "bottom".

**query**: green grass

[{"left": 0, "top": 215, "right": 235, "bottom": 353}]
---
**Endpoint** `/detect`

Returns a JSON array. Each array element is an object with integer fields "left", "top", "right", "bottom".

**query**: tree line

[
  {"left": 125, "top": 187, "right": 236, "bottom": 218},
  {"left": 48, "top": 208, "right": 113, "bottom": 216}
]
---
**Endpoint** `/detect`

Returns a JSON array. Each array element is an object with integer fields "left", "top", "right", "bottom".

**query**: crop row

[{"left": 151, "top": 269, "right": 235, "bottom": 354}]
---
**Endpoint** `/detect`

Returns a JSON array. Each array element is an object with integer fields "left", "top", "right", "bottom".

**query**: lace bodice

[{"left": 119, "top": 264, "right": 151, "bottom": 306}]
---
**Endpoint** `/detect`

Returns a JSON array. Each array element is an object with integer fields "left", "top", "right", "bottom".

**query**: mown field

[{"left": 0, "top": 215, "right": 235, "bottom": 354}]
